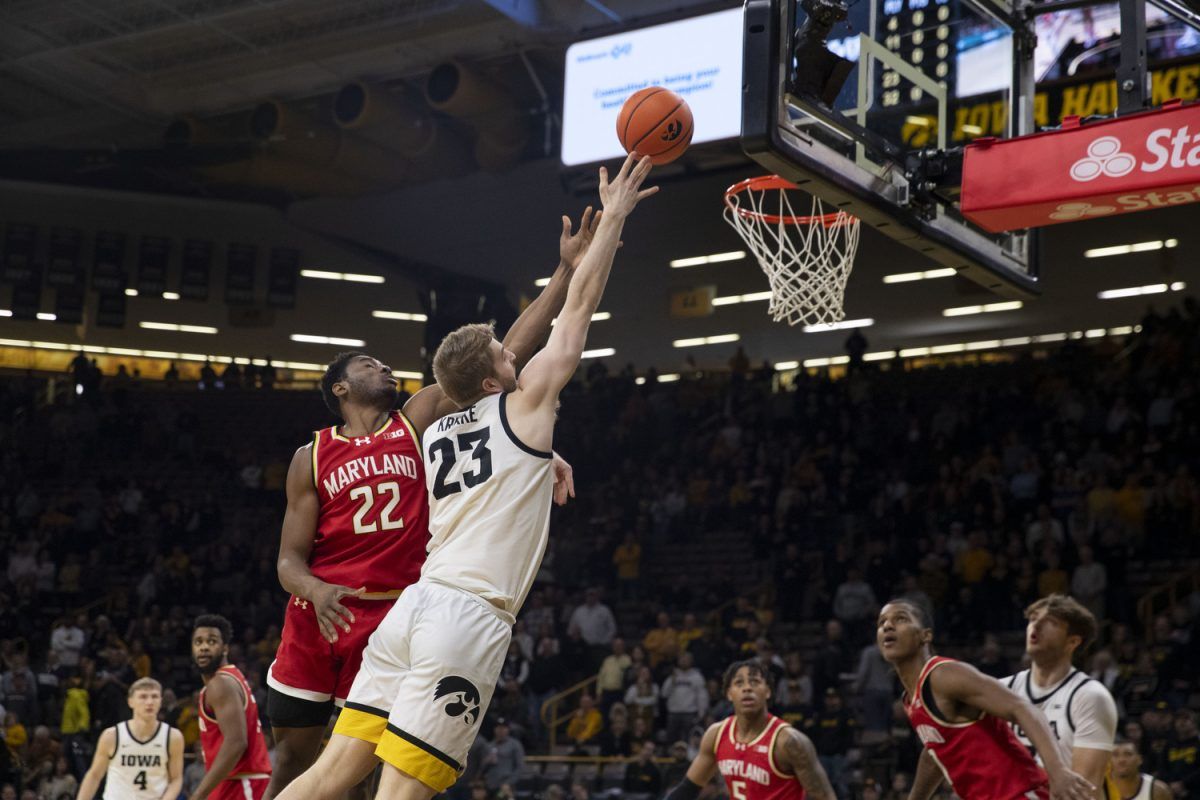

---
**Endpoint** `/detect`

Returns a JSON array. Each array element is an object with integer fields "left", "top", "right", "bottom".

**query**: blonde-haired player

[
  {"left": 77, "top": 677, "right": 184, "bottom": 800},
  {"left": 1005, "top": 594, "right": 1118, "bottom": 800},
  {"left": 275, "top": 152, "right": 656, "bottom": 800}
]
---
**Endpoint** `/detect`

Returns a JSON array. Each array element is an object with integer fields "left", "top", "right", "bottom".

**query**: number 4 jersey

[
  {"left": 421, "top": 392, "right": 553, "bottom": 615},
  {"left": 311, "top": 411, "right": 429, "bottom": 594}
]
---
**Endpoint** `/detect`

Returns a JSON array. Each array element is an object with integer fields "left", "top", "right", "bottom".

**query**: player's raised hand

[
  {"left": 309, "top": 582, "right": 366, "bottom": 643},
  {"left": 598, "top": 153, "right": 659, "bottom": 219},
  {"left": 551, "top": 451, "right": 575, "bottom": 506},
  {"left": 560, "top": 206, "right": 603, "bottom": 271}
]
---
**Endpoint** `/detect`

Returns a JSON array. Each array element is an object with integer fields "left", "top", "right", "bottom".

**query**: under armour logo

[
  {"left": 662, "top": 120, "right": 683, "bottom": 142},
  {"left": 354, "top": 436, "right": 371, "bottom": 446},
  {"left": 293, "top": 597, "right": 309, "bottom": 610},
  {"left": 1049, "top": 201, "right": 1117, "bottom": 220},
  {"left": 433, "top": 676, "right": 481, "bottom": 726},
  {"left": 1070, "top": 136, "right": 1136, "bottom": 181}
]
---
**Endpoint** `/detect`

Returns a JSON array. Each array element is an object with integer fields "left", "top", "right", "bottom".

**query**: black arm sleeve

[{"left": 665, "top": 778, "right": 703, "bottom": 800}]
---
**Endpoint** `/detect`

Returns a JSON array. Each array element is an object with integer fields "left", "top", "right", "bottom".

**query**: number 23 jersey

[
  {"left": 311, "top": 410, "right": 429, "bottom": 594},
  {"left": 421, "top": 392, "right": 554, "bottom": 616}
]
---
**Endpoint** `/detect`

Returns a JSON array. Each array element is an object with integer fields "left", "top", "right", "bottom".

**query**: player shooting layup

[{"left": 276, "top": 153, "right": 656, "bottom": 800}]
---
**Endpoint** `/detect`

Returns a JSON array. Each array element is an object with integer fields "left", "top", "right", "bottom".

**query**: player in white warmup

[
  {"left": 77, "top": 677, "right": 184, "bottom": 800},
  {"left": 274, "top": 152, "right": 656, "bottom": 800},
  {"left": 1005, "top": 594, "right": 1117, "bottom": 799},
  {"left": 1109, "top": 738, "right": 1171, "bottom": 800}
]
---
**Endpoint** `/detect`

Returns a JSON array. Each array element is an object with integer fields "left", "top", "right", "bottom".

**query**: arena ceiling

[{"left": 0, "top": 0, "right": 1194, "bottom": 371}]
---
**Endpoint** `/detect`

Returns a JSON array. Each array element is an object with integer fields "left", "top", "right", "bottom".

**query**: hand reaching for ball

[{"left": 599, "top": 153, "right": 659, "bottom": 220}]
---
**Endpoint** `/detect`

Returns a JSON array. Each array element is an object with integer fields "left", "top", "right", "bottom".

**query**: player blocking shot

[
  {"left": 663, "top": 660, "right": 836, "bottom": 800},
  {"left": 274, "top": 152, "right": 656, "bottom": 800},
  {"left": 76, "top": 678, "right": 184, "bottom": 800},
  {"left": 876, "top": 600, "right": 1095, "bottom": 800},
  {"left": 266, "top": 209, "right": 599, "bottom": 798},
  {"left": 1005, "top": 595, "right": 1117, "bottom": 799}
]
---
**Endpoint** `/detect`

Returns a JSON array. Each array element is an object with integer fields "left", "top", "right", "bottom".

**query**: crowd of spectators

[{"left": 0, "top": 298, "right": 1198, "bottom": 800}]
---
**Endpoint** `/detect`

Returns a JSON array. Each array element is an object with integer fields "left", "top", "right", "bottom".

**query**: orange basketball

[{"left": 616, "top": 87, "right": 694, "bottom": 166}]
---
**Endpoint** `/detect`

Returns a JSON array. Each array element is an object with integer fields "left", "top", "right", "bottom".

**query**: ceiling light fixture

[
  {"left": 672, "top": 333, "right": 741, "bottom": 348},
  {"left": 290, "top": 334, "right": 366, "bottom": 346},
  {"left": 942, "top": 300, "right": 1023, "bottom": 317},
  {"left": 162, "top": 292, "right": 181, "bottom": 300},
  {"left": 372, "top": 310, "right": 429, "bottom": 322},
  {"left": 669, "top": 251, "right": 746, "bottom": 268},
  {"left": 803, "top": 318, "right": 874, "bottom": 333},
  {"left": 139, "top": 322, "right": 218, "bottom": 334},
  {"left": 712, "top": 291, "right": 773, "bottom": 306},
  {"left": 300, "top": 269, "right": 385, "bottom": 284},
  {"left": 1084, "top": 238, "right": 1179, "bottom": 258},
  {"left": 1098, "top": 282, "right": 1186, "bottom": 299},
  {"left": 882, "top": 268, "right": 957, "bottom": 283},
  {"left": 581, "top": 347, "right": 615, "bottom": 358}
]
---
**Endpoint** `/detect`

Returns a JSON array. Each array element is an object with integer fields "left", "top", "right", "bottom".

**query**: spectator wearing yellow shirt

[
  {"left": 565, "top": 693, "right": 603, "bottom": 750},
  {"left": 128, "top": 639, "right": 152, "bottom": 679},
  {"left": 595, "top": 639, "right": 632, "bottom": 711},
  {"left": 612, "top": 533, "right": 642, "bottom": 602},
  {"left": 956, "top": 531, "right": 995, "bottom": 584},
  {"left": 642, "top": 612, "right": 679, "bottom": 669},
  {"left": 4, "top": 712, "right": 27, "bottom": 755},
  {"left": 1038, "top": 550, "right": 1070, "bottom": 597}
]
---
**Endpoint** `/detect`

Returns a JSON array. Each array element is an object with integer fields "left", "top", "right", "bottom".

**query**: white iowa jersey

[
  {"left": 421, "top": 392, "right": 554, "bottom": 615},
  {"left": 105, "top": 721, "right": 173, "bottom": 799},
  {"left": 1005, "top": 668, "right": 1117, "bottom": 757},
  {"left": 1123, "top": 775, "right": 1156, "bottom": 800}
]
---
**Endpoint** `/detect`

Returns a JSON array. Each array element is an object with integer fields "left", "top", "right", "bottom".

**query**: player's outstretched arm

[
  {"left": 403, "top": 208, "right": 602, "bottom": 431},
  {"left": 906, "top": 748, "right": 944, "bottom": 800},
  {"left": 777, "top": 728, "right": 837, "bottom": 800},
  {"left": 75, "top": 727, "right": 115, "bottom": 800},
  {"left": 514, "top": 154, "right": 657, "bottom": 423},
  {"left": 188, "top": 677, "right": 248, "bottom": 800},
  {"left": 930, "top": 661, "right": 1094, "bottom": 800},
  {"left": 664, "top": 723, "right": 721, "bottom": 800},
  {"left": 277, "top": 445, "right": 363, "bottom": 643},
  {"left": 164, "top": 727, "right": 185, "bottom": 800}
]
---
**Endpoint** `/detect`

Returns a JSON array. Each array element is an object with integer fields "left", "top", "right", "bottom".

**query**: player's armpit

[{"left": 777, "top": 728, "right": 836, "bottom": 800}]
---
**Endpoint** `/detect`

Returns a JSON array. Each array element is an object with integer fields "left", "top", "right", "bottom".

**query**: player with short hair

[
  {"left": 1005, "top": 594, "right": 1118, "bottom": 799},
  {"left": 663, "top": 659, "right": 836, "bottom": 800},
  {"left": 1110, "top": 738, "right": 1171, "bottom": 800},
  {"left": 191, "top": 614, "right": 272, "bottom": 800},
  {"left": 76, "top": 677, "right": 184, "bottom": 800},
  {"left": 275, "top": 153, "right": 656, "bottom": 800},
  {"left": 877, "top": 599, "right": 1094, "bottom": 800},
  {"left": 265, "top": 211, "right": 599, "bottom": 798}
]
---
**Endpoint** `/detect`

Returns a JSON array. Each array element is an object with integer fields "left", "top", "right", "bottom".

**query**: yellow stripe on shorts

[
  {"left": 376, "top": 724, "right": 460, "bottom": 792},
  {"left": 333, "top": 704, "right": 388, "bottom": 745}
]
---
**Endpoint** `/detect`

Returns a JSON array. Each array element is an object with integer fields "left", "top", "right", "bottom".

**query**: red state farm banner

[{"left": 961, "top": 101, "right": 1200, "bottom": 233}]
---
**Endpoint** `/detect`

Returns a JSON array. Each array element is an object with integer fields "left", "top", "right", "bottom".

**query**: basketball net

[{"left": 723, "top": 176, "right": 861, "bottom": 327}]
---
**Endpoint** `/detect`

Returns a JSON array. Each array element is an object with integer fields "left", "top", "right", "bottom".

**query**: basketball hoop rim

[{"left": 723, "top": 175, "right": 857, "bottom": 228}]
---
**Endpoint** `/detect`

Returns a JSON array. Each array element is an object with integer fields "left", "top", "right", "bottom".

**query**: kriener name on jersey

[
  {"left": 718, "top": 759, "right": 772, "bottom": 786},
  {"left": 322, "top": 454, "right": 420, "bottom": 497}
]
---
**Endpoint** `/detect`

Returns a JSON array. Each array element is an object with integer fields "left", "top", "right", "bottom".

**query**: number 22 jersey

[
  {"left": 420, "top": 392, "right": 553, "bottom": 616},
  {"left": 311, "top": 410, "right": 429, "bottom": 594}
]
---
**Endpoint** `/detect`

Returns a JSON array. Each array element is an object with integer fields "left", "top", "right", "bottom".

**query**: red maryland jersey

[
  {"left": 310, "top": 411, "right": 428, "bottom": 593},
  {"left": 715, "top": 714, "right": 807, "bottom": 800},
  {"left": 903, "top": 657, "right": 1049, "bottom": 800},
  {"left": 198, "top": 665, "right": 272, "bottom": 778}
]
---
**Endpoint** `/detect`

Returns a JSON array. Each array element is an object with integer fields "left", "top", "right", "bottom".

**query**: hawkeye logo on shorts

[{"left": 434, "top": 676, "right": 481, "bottom": 725}]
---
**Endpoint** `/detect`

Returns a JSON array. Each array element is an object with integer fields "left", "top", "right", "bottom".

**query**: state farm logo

[
  {"left": 1069, "top": 127, "right": 1200, "bottom": 182},
  {"left": 1049, "top": 201, "right": 1117, "bottom": 220},
  {"left": 1070, "top": 137, "right": 1136, "bottom": 181}
]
